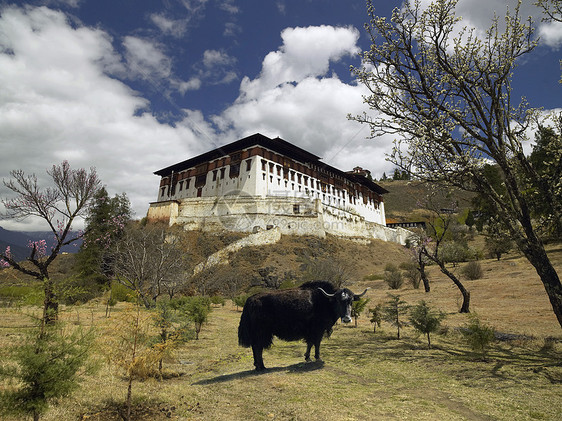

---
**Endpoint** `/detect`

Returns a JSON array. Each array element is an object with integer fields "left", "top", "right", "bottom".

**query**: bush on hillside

[
  {"left": 384, "top": 264, "right": 403, "bottom": 289},
  {"left": 461, "top": 261, "right": 484, "bottom": 280}
]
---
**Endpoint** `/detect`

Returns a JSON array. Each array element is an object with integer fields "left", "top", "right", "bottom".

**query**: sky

[{"left": 0, "top": 0, "right": 560, "bottom": 231}]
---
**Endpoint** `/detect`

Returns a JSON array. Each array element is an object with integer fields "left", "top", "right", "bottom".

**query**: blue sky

[{"left": 0, "top": 0, "right": 560, "bottom": 230}]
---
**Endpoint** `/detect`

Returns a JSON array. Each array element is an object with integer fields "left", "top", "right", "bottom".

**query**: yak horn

[
  {"left": 354, "top": 288, "right": 370, "bottom": 299},
  {"left": 318, "top": 287, "right": 336, "bottom": 297}
]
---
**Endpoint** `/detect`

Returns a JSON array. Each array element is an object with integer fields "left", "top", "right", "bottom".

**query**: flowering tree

[
  {"left": 1, "top": 161, "right": 101, "bottom": 324},
  {"left": 351, "top": 0, "right": 562, "bottom": 328}
]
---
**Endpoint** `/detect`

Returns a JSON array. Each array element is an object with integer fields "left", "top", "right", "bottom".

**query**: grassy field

[{"left": 1, "top": 245, "right": 561, "bottom": 420}]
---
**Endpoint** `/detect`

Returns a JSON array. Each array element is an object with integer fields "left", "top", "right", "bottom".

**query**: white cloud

[
  {"left": 218, "top": 0, "right": 239, "bottom": 15},
  {"left": 215, "top": 25, "right": 395, "bottom": 179},
  {"left": 149, "top": 13, "right": 188, "bottom": 38},
  {"left": 203, "top": 49, "right": 236, "bottom": 68},
  {"left": 539, "top": 20, "right": 562, "bottom": 48},
  {"left": 239, "top": 25, "right": 361, "bottom": 100},
  {"left": 123, "top": 36, "right": 172, "bottom": 80},
  {"left": 195, "top": 49, "right": 238, "bottom": 86},
  {"left": 223, "top": 22, "right": 241, "bottom": 37},
  {"left": 0, "top": 6, "right": 207, "bottom": 231}
]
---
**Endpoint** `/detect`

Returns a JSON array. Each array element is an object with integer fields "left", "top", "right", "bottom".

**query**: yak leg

[
  {"left": 252, "top": 345, "right": 266, "bottom": 371},
  {"left": 305, "top": 338, "right": 323, "bottom": 363},
  {"left": 313, "top": 337, "right": 323, "bottom": 362},
  {"left": 304, "top": 342, "right": 313, "bottom": 362}
]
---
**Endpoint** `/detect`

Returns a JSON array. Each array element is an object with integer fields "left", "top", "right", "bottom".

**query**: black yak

[{"left": 238, "top": 281, "right": 368, "bottom": 371}]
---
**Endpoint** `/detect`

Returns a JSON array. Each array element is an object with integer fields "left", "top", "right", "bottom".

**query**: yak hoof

[
  {"left": 255, "top": 365, "right": 266, "bottom": 372},
  {"left": 305, "top": 357, "right": 312, "bottom": 362}
]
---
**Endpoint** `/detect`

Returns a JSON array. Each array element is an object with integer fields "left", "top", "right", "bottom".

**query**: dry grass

[{"left": 1, "top": 244, "right": 561, "bottom": 420}]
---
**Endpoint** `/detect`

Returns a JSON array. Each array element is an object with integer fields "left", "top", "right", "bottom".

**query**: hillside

[
  {"left": 1, "top": 242, "right": 561, "bottom": 420},
  {"left": 379, "top": 180, "right": 475, "bottom": 222},
  {"left": 0, "top": 226, "right": 82, "bottom": 262}
]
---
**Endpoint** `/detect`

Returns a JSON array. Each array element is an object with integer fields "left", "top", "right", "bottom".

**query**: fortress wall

[{"left": 147, "top": 197, "right": 409, "bottom": 245}]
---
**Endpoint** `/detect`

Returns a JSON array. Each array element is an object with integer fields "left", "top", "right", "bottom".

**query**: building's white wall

[{"left": 156, "top": 150, "right": 387, "bottom": 227}]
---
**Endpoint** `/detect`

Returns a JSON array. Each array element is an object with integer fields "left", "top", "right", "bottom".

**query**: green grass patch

[{"left": 0, "top": 285, "right": 43, "bottom": 306}]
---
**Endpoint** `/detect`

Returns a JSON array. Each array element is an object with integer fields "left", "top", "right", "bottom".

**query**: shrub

[
  {"left": 461, "top": 314, "right": 495, "bottom": 359},
  {"left": 110, "top": 281, "right": 136, "bottom": 303},
  {"left": 363, "top": 273, "right": 384, "bottom": 281},
  {"left": 400, "top": 262, "right": 421, "bottom": 289},
  {"left": 178, "top": 296, "right": 212, "bottom": 340},
  {"left": 233, "top": 294, "right": 249, "bottom": 311},
  {"left": 462, "top": 261, "right": 483, "bottom": 280},
  {"left": 0, "top": 285, "right": 44, "bottom": 307},
  {"left": 409, "top": 301, "right": 446, "bottom": 348},
  {"left": 383, "top": 294, "right": 409, "bottom": 339},
  {"left": 351, "top": 298, "right": 371, "bottom": 327},
  {"left": 384, "top": 265, "right": 403, "bottom": 289},
  {"left": 0, "top": 322, "right": 95, "bottom": 421},
  {"left": 439, "top": 241, "right": 470, "bottom": 266},
  {"left": 485, "top": 234, "right": 513, "bottom": 260},
  {"left": 210, "top": 295, "right": 226, "bottom": 306},
  {"left": 369, "top": 304, "right": 383, "bottom": 333}
]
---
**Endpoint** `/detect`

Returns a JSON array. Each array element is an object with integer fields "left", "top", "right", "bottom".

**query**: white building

[{"left": 147, "top": 133, "right": 408, "bottom": 243}]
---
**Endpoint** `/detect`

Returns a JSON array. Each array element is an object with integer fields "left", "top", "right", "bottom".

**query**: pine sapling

[
  {"left": 409, "top": 301, "right": 446, "bottom": 348},
  {"left": 383, "top": 294, "right": 409, "bottom": 339}
]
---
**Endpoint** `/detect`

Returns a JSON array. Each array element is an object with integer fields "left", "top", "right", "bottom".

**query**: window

[
  {"left": 212, "top": 170, "right": 218, "bottom": 181},
  {"left": 261, "top": 160, "right": 267, "bottom": 171},
  {"left": 293, "top": 204, "right": 300, "bottom": 214},
  {"left": 186, "top": 178, "right": 191, "bottom": 189},
  {"left": 220, "top": 168, "right": 225, "bottom": 179},
  {"left": 195, "top": 174, "right": 207, "bottom": 188},
  {"left": 179, "top": 181, "right": 183, "bottom": 191},
  {"left": 246, "top": 159, "right": 252, "bottom": 171},
  {"left": 229, "top": 163, "right": 240, "bottom": 178}
]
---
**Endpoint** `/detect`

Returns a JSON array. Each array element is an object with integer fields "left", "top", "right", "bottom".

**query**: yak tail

[{"left": 238, "top": 304, "right": 252, "bottom": 348}]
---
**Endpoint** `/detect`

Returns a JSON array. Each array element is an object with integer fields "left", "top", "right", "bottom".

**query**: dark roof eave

[
  {"left": 154, "top": 133, "right": 320, "bottom": 177},
  {"left": 154, "top": 133, "right": 388, "bottom": 195}
]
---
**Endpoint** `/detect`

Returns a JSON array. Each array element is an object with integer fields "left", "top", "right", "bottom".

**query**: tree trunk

[
  {"left": 126, "top": 378, "right": 132, "bottom": 421},
  {"left": 523, "top": 241, "right": 562, "bottom": 329},
  {"left": 418, "top": 253, "right": 430, "bottom": 292},
  {"left": 420, "top": 266, "right": 430, "bottom": 292},
  {"left": 42, "top": 277, "right": 58, "bottom": 325},
  {"left": 438, "top": 263, "right": 470, "bottom": 313}
]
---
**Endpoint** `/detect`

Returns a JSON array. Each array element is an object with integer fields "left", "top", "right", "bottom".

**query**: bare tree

[
  {"left": 1, "top": 161, "right": 101, "bottom": 325},
  {"left": 110, "top": 224, "right": 187, "bottom": 308},
  {"left": 351, "top": 0, "right": 562, "bottom": 328}
]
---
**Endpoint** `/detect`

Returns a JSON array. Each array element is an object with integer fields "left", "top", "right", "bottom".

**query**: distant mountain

[{"left": 0, "top": 226, "right": 82, "bottom": 262}]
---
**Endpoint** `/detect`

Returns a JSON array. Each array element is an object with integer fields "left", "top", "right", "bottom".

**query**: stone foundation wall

[{"left": 146, "top": 196, "right": 410, "bottom": 245}]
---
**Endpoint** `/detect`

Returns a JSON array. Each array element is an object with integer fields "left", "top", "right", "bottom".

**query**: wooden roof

[{"left": 154, "top": 133, "right": 388, "bottom": 195}]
